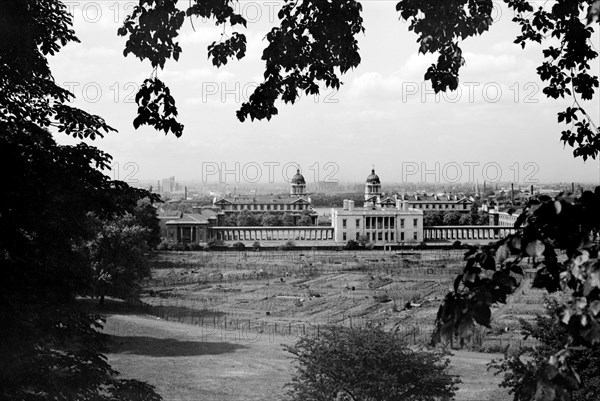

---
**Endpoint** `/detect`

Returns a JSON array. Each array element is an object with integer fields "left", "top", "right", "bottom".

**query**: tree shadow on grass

[
  {"left": 78, "top": 297, "right": 227, "bottom": 319},
  {"left": 107, "top": 335, "right": 248, "bottom": 357}
]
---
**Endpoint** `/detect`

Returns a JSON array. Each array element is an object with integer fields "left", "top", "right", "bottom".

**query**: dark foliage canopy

[
  {"left": 432, "top": 189, "right": 600, "bottom": 400},
  {"left": 491, "top": 298, "right": 600, "bottom": 401},
  {"left": 1, "top": 0, "right": 161, "bottom": 399}
]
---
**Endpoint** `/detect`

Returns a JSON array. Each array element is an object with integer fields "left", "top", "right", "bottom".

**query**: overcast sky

[{"left": 50, "top": 1, "right": 600, "bottom": 187}]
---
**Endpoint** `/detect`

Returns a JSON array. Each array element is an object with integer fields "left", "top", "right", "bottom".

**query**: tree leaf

[{"left": 526, "top": 240, "right": 545, "bottom": 258}]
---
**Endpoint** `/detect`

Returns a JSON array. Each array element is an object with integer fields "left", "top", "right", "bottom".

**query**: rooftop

[{"left": 215, "top": 195, "right": 310, "bottom": 205}]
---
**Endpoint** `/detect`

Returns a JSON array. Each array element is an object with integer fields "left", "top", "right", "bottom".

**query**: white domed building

[{"left": 331, "top": 168, "right": 424, "bottom": 244}]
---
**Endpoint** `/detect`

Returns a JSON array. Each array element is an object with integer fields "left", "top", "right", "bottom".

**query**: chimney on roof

[
  {"left": 511, "top": 183, "right": 514, "bottom": 204},
  {"left": 343, "top": 199, "right": 349, "bottom": 210},
  {"left": 348, "top": 200, "right": 355, "bottom": 211}
]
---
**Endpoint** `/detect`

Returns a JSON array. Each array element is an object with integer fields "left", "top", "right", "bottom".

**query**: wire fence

[
  {"left": 108, "top": 249, "right": 543, "bottom": 353},
  {"left": 106, "top": 297, "right": 539, "bottom": 353}
]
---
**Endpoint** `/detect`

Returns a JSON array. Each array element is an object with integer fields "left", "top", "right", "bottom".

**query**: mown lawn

[{"left": 104, "top": 313, "right": 511, "bottom": 401}]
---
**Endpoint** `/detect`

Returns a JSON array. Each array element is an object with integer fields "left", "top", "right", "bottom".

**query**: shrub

[
  {"left": 189, "top": 243, "right": 203, "bottom": 251},
  {"left": 172, "top": 243, "right": 188, "bottom": 251},
  {"left": 280, "top": 240, "right": 296, "bottom": 250},
  {"left": 232, "top": 242, "right": 246, "bottom": 251},
  {"left": 344, "top": 239, "right": 360, "bottom": 250},
  {"left": 206, "top": 238, "right": 224, "bottom": 249},
  {"left": 156, "top": 239, "right": 170, "bottom": 251},
  {"left": 354, "top": 235, "right": 369, "bottom": 247}
]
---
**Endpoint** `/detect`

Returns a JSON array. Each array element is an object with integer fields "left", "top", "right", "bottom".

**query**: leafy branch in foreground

[
  {"left": 120, "top": 0, "right": 599, "bottom": 162},
  {"left": 0, "top": 122, "right": 162, "bottom": 400},
  {"left": 2, "top": 1, "right": 164, "bottom": 399},
  {"left": 0, "top": 0, "right": 116, "bottom": 140},
  {"left": 397, "top": 0, "right": 600, "bottom": 160},
  {"left": 432, "top": 189, "right": 600, "bottom": 400},
  {"left": 491, "top": 298, "right": 600, "bottom": 401}
]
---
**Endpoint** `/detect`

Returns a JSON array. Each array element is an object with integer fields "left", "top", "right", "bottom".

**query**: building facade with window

[
  {"left": 487, "top": 206, "right": 522, "bottom": 226},
  {"left": 163, "top": 207, "right": 223, "bottom": 245},
  {"left": 397, "top": 194, "right": 473, "bottom": 212},
  {"left": 331, "top": 169, "right": 424, "bottom": 244},
  {"left": 212, "top": 168, "right": 318, "bottom": 224}
]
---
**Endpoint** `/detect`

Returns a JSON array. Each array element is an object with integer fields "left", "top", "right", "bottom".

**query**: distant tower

[
  {"left": 365, "top": 167, "right": 382, "bottom": 202},
  {"left": 290, "top": 168, "right": 306, "bottom": 197}
]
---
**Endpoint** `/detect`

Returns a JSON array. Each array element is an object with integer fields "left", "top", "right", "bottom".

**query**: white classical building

[{"left": 331, "top": 168, "right": 424, "bottom": 244}]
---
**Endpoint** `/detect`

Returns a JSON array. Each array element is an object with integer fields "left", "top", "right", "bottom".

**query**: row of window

[
  {"left": 342, "top": 231, "right": 418, "bottom": 241},
  {"left": 411, "top": 203, "right": 469, "bottom": 210},
  {"left": 224, "top": 203, "right": 307, "bottom": 211},
  {"left": 342, "top": 217, "right": 419, "bottom": 229}
]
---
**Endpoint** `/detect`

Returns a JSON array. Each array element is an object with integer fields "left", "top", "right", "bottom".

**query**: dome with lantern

[
  {"left": 291, "top": 168, "right": 306, "bottom": 185},
  {"left": 366, "top": 168, "right": 380, "bottom": 184},
  {"left": 290, "top": 168, "right": 307, "bottom": 197}
]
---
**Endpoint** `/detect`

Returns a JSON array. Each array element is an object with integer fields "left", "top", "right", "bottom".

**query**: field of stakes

[{"left": 130, "top": 249, "right": 552, "bottom": 352}]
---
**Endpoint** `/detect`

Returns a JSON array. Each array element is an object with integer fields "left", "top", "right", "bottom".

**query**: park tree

[
  {"left": 133, "top": 198, "right": 162, "bottom": 249},
  {"left": 236, "top": 209, "right": 258, "bottom": 226},
  {"left": 0, "top": 124, "right": 161, "bottom": 400},
  {"left": 262, "top": 212, "right": 283, "bottom": 226},
  {"left": 224, "top": 213, "right": 238, "bottom": 227},
  {"left": 297, "top": 211, "right": 315, "bottom": 226},
  {"left": 282, "top": 213, "right": 296, "bottom": 226},
  {"left": 443, "top": 211, "right": 463, "bottom": 225},
  {"left": 468, "top": 201, "right": 489, "bottom": 226},
  {"left": 284, "top": 325, "right": 460, "bottom": 401},
  {"left": 458, "top": 212, "right": 474, "bottom": 225},
  {"left": 0, "top": 1, "right": 162, "bottom": 399},
  {"left": 424, "top": 211, "right": 445, "bottom": 226},
  {"left": 88, "top": 214, "right": 153, "bottom": 305}
]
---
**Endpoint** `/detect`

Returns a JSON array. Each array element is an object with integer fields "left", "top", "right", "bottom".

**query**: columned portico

[
  {"left": 210, "top": 226, "right": 335, "bottom": 243},
  {"left": 423, "top": 226, "right": 515, "bottom": 243}
]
